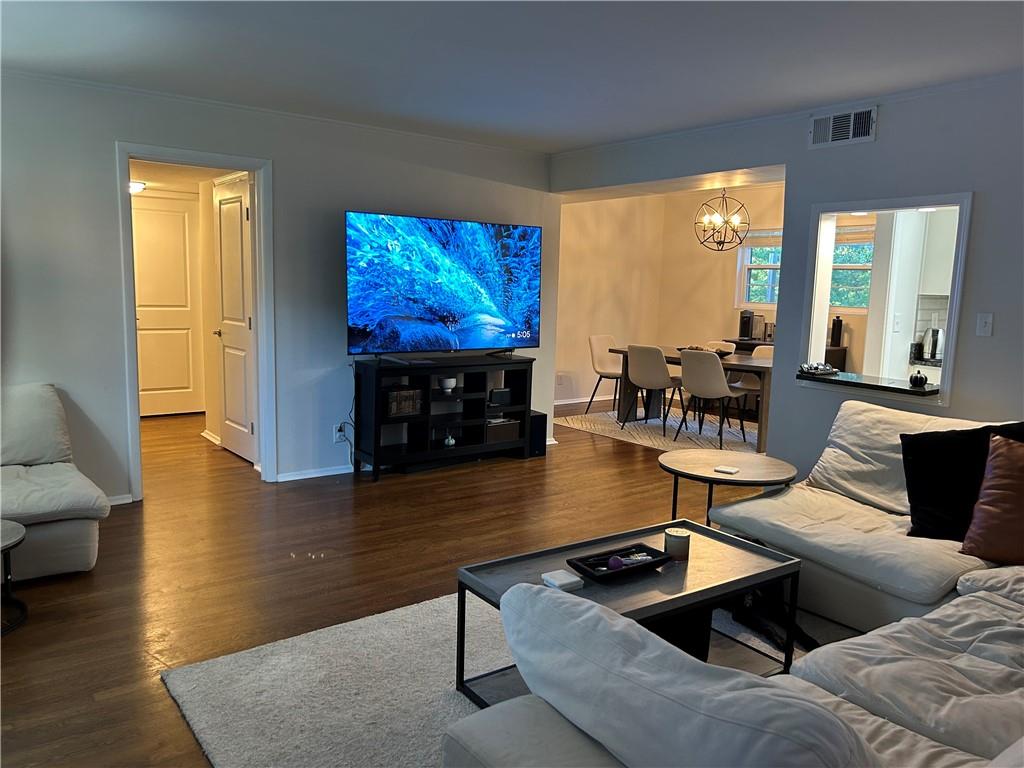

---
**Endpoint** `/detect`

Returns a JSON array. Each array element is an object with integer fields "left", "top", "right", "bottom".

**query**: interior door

[
  {"left": 133, "top": 194, "right": 205, "bottom": 416},
  {"left": 212, "top": 173, "right": 258, "bottom": 463}
]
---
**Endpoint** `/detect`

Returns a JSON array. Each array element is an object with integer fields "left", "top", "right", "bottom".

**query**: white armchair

[{"left": 1, "top": 384, "right": 110, "bottom": 580}]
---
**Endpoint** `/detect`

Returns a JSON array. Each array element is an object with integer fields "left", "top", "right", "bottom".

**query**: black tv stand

[
  {"left": 486, "top": 348, "right": 515, "bottom": 359},
  {"left": 353, "top": 354, "right": 535, "bottom": 481},
  {"left": 376, "top": 354, "right": 410, "bottom": 366}
]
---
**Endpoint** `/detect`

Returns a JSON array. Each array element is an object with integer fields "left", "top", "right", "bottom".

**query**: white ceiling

[
  {"left": 129, "top": 160, "right": 235, "bottom": 191},
  {"left": 4, "top": 2, "right": 1021, "bottom": 154}
]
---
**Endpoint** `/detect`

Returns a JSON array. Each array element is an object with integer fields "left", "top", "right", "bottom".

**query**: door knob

[{"left": 212, "top": 329, "right": 222, "bottom": 337}]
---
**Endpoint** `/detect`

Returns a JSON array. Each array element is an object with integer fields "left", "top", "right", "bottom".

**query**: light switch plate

[{"left": 976, "top": 313, "right": 993, "bottom": 337}]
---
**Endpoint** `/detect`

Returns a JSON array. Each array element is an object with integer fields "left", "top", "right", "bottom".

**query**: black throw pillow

[{"left": 901, "top": 422, "right": 1024, "bottom": 541}]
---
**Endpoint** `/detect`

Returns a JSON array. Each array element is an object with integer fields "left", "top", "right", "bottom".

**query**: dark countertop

[
  {"left": 725, "top": 338, "right": 847, "bottom": 351},
  {"left": 796, "top": 371, "right": 940, "bottom": 396}
]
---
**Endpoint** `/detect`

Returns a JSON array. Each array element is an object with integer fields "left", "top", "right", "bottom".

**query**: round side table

[
  {"left": 2, "top": 519, "right": 28, "bottom": 635},
  {"left": 658, "top": 450, "right": 797, "bottom": 525}
]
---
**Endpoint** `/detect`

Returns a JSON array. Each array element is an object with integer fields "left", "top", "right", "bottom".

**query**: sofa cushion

[
  {"left": 791, "top": 593, "right": 1024, "bottom": 760},
  {"left": 773, "top": 675, "right": 988, "bottom": 768},
  {"left": 960, "top": 436, "right": 1024, "bottom": 564},
  {"left": 1, "top": 464, "right": 110, "bottom": 524},
  {"left": 903, "top": 426, "right": 1024, "bottom": 541},
  {"left": 957, "top": 567, "right": 1024, "bottom": 605},
  {"left": 805, "top": 400, "right": 984, "bottom": 515},
  {"left": 1, "top": 384, "right": 73, "bottom": 466},
  {"left": 443, "top": 695, "right": 623, "bottom": 768},
  {"left": 500, "top": 583, "right": 879, "bottom": 768},
  {"left": 710, "top": 484, "right": 986, "bottom": 604}
]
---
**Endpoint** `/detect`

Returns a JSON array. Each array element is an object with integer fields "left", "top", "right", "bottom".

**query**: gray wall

[
  {"left": 551, "top": 71, "right": 1024, "bottom": 473},
  {"left": 2, "top": 74, "right": 561, "bottom": 496}
]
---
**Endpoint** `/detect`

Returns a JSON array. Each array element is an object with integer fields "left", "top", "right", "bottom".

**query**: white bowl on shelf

[{"left": 439, "top": 377, "right": 458, "bottom": 394}]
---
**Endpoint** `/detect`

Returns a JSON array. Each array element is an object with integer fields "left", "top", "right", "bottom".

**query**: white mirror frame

[{"left": 800, "top": 192, "right": 972, "bottom": 407}]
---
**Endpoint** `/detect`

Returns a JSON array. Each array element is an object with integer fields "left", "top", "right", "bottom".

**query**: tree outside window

[
  {"left": 737, "top": 232, "right": 874, "bottom": 310},
  {"left": 829, "top": 242, "right": 873, "bottom": 308},
  {"left": 745, "top": 246, "right": 781, "bottom": 304}
]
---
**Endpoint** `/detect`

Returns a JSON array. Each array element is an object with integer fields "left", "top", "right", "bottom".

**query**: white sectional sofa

[
  {"left": 1, "top": 384, "right": 110, "bottom": 579},
  {"left": 710, "top": 400, "right": 993, "bottom": 630},
  {"left": 443, "top": 575, "right": 1024, "bottom": 767}
]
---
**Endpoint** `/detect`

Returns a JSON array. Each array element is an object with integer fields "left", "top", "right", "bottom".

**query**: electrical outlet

[
  {"left": 333, "top": 422, "right": 345, "bottom": 444},
  {"left": 976, "top": 313, "right": 993, "bottom": 337}
]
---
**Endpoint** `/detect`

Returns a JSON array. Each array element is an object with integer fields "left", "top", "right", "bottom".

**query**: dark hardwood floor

[{"left": 1, "top": 399, "right": 759, "bottom": 767}]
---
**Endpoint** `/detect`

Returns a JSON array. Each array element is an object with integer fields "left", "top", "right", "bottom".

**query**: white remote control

[
  {"left": 714, "top": 465, "right": 740, "bottom": 475},
  {"left": 541, "top": 569, "right": 585, "bottom": 591}
]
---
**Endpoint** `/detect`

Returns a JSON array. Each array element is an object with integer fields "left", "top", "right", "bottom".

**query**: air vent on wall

[{"left": 808, "top": 106, "right": 876, "bottom": 148}]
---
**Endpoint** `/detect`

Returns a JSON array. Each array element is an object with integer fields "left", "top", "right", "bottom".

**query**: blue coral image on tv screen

[{"left": 346, "top": 211, "right": 542, "bottom": 354}]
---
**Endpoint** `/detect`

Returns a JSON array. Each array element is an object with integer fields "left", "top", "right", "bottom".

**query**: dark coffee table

[{"left": 456, "top": 520, "right": 800, "bottom": 708}]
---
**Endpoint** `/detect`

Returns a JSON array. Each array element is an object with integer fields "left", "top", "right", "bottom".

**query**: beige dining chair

[
  {"left": 705, "top": 340, "right": 737, "bottom": 427},
  {"left": 587, "top": 335, "right": 622, "bottom": 414},
  {"left": 676, "top": 349, "right": 747, "bottom": 448},
  {"left": 732, "top": 345, "right": 773, "bottom": 413},
  {"left": 621, "top": 345, "right": 687, "bottom": 437}
]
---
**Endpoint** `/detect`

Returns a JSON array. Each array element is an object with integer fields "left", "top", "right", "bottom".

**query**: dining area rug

[{"left": 554, "top": 409, "right": 758, "bottom": 453}]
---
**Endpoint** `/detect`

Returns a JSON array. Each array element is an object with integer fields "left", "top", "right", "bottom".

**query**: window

[
  {"left": 804, "top": 197, "right": 970, "bottom": 405},
  {"left": 736, "top": 231, "right": 782, "bottom": 307},
  {"left": 829, "top": 240, "right": 874, "bottom": 309},
  {"left": 736, "top": 229, "right": 874, "bottom": 309}
]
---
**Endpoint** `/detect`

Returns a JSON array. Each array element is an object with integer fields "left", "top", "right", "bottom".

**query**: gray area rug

[
  {"left": 163, "top": 594, "right": 510, "bottom": 768},
  {"left": 554, "top": 409, "right": 758, "bottom": 453},
  {"left": 163, "top": 593, "right": 854, "bottom": 768}
]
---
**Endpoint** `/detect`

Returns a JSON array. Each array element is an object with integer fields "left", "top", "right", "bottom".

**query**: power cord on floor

[{"left": 339, "top": 361, "right": 358, "bottom": 471}]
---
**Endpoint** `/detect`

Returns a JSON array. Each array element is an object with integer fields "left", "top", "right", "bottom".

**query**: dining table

[{"left": 610, "top": 346, "right": 774, "bottom": 453}]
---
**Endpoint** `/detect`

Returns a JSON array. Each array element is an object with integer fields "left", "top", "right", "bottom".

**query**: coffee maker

[
  {"left": 738, "top": 310, "right": 754, "bottom": 339},
  {"left": 738, "top": 310, "right": 766, "bottom": 340}
]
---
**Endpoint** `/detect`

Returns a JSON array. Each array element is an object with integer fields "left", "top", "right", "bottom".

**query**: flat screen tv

[{"left": 346, "top": 211, "right": 542, "bottom": 354}]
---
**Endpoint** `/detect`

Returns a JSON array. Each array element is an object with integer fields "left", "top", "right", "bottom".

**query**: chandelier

[{"left": 694, "top": 189, "right": 749, "bottom": 251}]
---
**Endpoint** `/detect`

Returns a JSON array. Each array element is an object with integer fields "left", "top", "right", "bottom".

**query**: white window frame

[{"left": 735, "top": 231, "right": 783, "bottom": 309}]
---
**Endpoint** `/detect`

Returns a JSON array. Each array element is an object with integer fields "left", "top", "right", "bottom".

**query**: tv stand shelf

[{"left": 353, "top": 355, "right": 535, "bottom": 480}]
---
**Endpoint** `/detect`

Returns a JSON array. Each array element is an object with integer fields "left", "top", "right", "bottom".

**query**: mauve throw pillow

[
  {"left": 961, "top": 436, "right": 1024, "bottom": 565},
  {"left": 901, "top": 422, "right": 1024, "bottom": 541}
]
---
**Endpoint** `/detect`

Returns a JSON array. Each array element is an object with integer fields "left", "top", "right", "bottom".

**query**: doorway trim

[{"left": 115, "top": 142, "right": 278, "bottom": 499}]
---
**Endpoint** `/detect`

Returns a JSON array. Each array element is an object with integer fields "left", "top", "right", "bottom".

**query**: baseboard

[
  {"left": 553, "top": 395, "right": 615, "bottom": 406},
  {"left": 107, "top": 494, "right": 134, "bottom": 506},
  {"left": 200, "top": 430, "right": 221, "bottom": 446},
  {"left": 276, "top": 464, "right": 353, "bottom": 482},
  {"left": 546, "top": 437, "right": 558, "bottom": 445}
]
